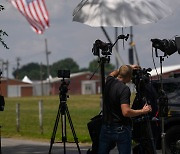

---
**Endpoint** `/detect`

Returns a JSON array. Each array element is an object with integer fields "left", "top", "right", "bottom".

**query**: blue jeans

[{"left": 98, "top": 124, "right": 132, "bottom": 154}]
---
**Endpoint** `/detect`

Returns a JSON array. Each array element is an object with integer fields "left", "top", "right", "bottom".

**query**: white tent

[{"left": 22, "top": 75, "right": 33, "bottom": 84}]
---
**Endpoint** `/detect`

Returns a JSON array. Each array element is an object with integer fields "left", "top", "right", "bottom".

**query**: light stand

[
  {"left": 48, "top": 77, "right": 81, "bottom": 154},
  {"left": 99, "top": 56, "right": 110, "bottom": 107},
  {"left": 154, "top": 49, "right": 169, "bottom": 154}
]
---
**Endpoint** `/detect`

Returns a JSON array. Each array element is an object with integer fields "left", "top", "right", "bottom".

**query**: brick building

[
  {"left": 0, "top": 78, "right": 33, "bottom": 97},
  {"left": 49, "top": 72, "right": 100, "bottom": 95}
]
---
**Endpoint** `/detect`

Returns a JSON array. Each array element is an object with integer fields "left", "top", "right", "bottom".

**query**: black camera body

[
  {"left": 92, "top": 40, "right": 112, "bottom": 56},
  {"left": 132, "top": 68, "right": 152, "bottom": 89},
  {"left": 151, "top": 38, "right": 179, "bottom": 56}
]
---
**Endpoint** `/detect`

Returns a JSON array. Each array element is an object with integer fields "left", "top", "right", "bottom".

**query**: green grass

[
  {"left": 0, "top": 95, "right": 101, "bottom": 143},
  {"left": 0, "top": 94, "right": 135, "bottom": 143}
]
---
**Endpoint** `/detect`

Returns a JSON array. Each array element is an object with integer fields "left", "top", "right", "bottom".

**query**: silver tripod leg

[{"left": 161, "top": 117, "right": 166, "bottom": 154}]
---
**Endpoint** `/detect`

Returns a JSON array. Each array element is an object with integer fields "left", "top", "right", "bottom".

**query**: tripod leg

[
  {"left": 145, "top": 119, "right": 157, "bottom": 154},
  {"left": 49, "top": 104, "right": 61, "bottom": 154},
  {"left": 61, "top": 113, "right": 67, "bottom": 154},
  {"left": 65, "top": 105, "right": 81, "bottom": 154}
]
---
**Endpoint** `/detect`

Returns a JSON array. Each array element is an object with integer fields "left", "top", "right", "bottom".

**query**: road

[{"left": 1, "top": 138, "right": 162, "bottom": 154}]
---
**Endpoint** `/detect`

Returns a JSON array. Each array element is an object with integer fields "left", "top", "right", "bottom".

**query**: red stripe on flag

[
  {"left": 14, "top": 0, "right": 40, "bottom": 33},
  {"left": 41, "top": 0, "right": 49, "bottom": 26},
  {"left": 19, "top": 0, "right": 42, "bottom": 33},
  {"left": 37, "top": 0, "right": 48, "bottom": 26},
  {"left": 27, "top": 3, "right": 44, "bottom": 33},
  {"left": 31, "top": 1, "right": 45, "bottom": 29},
  {"left": 11, "top": 0, "right": 49, "bottom": 34}
]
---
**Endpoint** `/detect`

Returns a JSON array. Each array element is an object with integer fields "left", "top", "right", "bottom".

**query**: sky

[{"left": 0, "top": 0, "right": 180, "bottom": 79}]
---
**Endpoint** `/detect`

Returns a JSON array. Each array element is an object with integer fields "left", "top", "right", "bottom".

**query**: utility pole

[
  {"left": 45, "top": 38, "right": 51, "bottom": 95},
  {"left": 16, "top": 57, "right": 21, "bottom": 79},
  {"left": 40, "top": 62, "right": 44, "bottom": 96},
  {"left": 3, "top": 60, "right": 9, "bottom": 97}
]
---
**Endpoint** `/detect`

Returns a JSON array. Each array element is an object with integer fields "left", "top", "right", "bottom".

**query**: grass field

[
  {"left": 0, "top": 94, "right": 102, "bottom": 143},
  {"left": 0, "top": 94, "right": 135, "bottom": 143}
]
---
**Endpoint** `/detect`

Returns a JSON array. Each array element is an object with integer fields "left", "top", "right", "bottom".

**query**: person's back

[
  {"left": 98, "top": 65, "right": 152, "bottom": 154},
  {"left": 103, "top": 76, "right": 131, "bottom": 126}
]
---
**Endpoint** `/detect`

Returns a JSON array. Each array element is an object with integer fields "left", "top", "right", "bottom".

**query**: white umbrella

[{"left": 73, "top": 0, "right": 172, "bottom": 27}]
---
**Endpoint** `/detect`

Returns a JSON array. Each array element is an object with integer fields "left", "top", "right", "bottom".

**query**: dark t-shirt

[{"left": 103, "top": 76, "right": 131, "bottom": 126}]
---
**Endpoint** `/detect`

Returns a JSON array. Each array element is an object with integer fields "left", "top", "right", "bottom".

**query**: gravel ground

[{"left": 0, "top": 138, "right": 162, "bottom": 154}]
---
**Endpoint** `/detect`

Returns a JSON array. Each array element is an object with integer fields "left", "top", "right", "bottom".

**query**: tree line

[{"left": 12, "top": 58, "right": 115, "bottom": 80}]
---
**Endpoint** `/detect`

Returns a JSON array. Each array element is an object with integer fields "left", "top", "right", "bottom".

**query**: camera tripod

[
  {"left": 48, "top": 78, "right": 81, "bottom": 154},
  {"left": 132, "top": 93, "right": 157, "bottom": 154}
]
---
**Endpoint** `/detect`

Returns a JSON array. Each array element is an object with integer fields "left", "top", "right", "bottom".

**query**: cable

[{"left": 151, "top": 46, "right": 160, "bottom": 81}]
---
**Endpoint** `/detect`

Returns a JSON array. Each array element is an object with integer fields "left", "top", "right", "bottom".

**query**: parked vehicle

[{"left": 153, "top": 76, "right": 180, "bottom": 154}]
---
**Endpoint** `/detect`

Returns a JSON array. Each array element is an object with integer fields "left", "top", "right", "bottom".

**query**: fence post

[
  {"left": 38, "top": 100, "right": 43, "bottom": 134},
  {"left": 16, "top": 103, "right": 20, "bottom": 132}
]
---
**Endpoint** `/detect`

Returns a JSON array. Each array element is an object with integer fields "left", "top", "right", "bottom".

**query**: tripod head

[{"left": 58, "top": 70, "right": 70, "bottom": 102}]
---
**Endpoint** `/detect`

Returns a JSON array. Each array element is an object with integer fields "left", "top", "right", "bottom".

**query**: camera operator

[{"left": 98, "top": 64, "right": 152, "bottom": 154}]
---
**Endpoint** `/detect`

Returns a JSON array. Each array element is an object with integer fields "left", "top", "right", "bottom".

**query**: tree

[
  {"left": 0, "top": 5, "right": 9, "bottom": 49},
  {"left": 88, "top": 59, "right": 99, "bottom": 73},
  {"left": 51, "top": 58, "right": 79, "bottom": 77},
  {"left": 12, "top": 63, "right": 47, "bottom": 80},
  {"left": 12, "top": 58, "right": 80, "bottom": 80},
  {"left": 88, "top": 59, "right": 115, "bottom": 75}
]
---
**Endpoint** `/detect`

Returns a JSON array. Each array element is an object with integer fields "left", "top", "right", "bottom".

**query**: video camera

[
  {"left": 58, "top": 70, "right": 70, "bottom": 79},
  {"left": 132, "top": 68, "right": 152, "bottom": 89}
]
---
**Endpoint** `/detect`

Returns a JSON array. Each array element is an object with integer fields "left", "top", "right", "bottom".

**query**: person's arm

[
  {"left": 109, "top": 69, "right": 119, "bottom": 77},
  {"left": 109, "top": 64, "right": 140, "bottom": 77},
  {"left": 121, "top": 103, "right": 152, "bottom": 117}
]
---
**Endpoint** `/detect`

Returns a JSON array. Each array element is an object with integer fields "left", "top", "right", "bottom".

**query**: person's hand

[
  {"left": 141, "top": 103, "right": 152, "bottom": 114},
  {"left": 130, "top": 64, "right": 141, "bottom": 70}
]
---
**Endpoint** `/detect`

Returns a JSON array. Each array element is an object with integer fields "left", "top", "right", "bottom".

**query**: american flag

[{"left": 11, "top": 0, "right": 49, "bottom": 34}]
